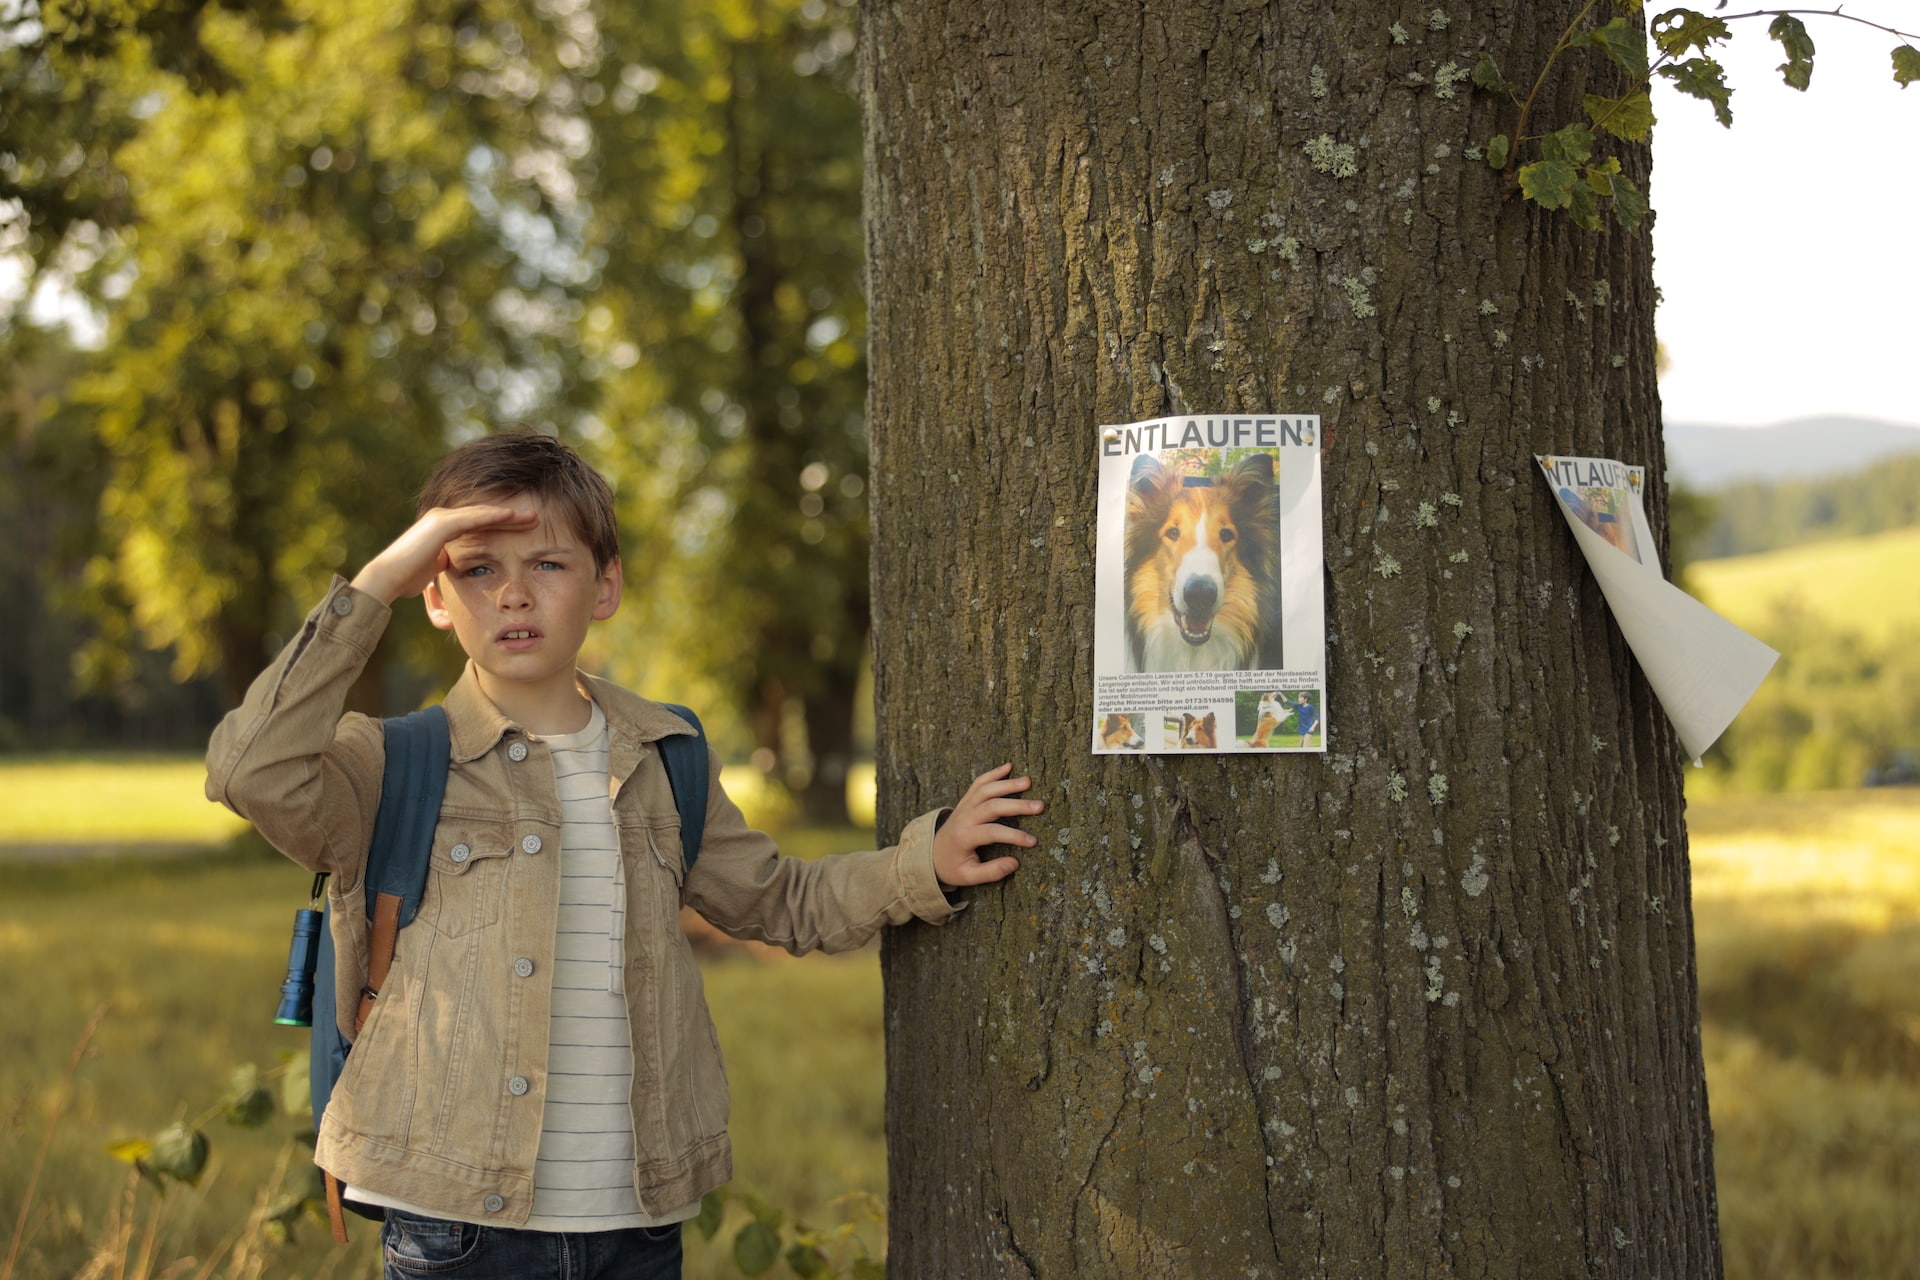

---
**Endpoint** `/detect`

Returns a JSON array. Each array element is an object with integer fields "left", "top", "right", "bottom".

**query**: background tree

[
  {"left": 52, "top": 0, "right": 597, "bottom": 711},
  {"left": 865, "top": 2, "right": 1720, "bottom": 1274},
  {"left": 585, "top": 0, "right": 871, "bottom": 821}
]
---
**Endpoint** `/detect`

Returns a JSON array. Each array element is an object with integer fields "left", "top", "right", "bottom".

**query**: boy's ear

[
  {"left": 592, "top": 557, "right": 624, "bottom": 621},
  {"left": 421, "top": 577, "right": 455, "bottom": 632}
]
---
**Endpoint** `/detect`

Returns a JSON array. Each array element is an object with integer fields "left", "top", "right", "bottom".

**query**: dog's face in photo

[
  {"left": 1180, "top": 711, "right": 1218, "bottom": 749},
  {"left": 1125, "top": 452, "right": 1279, "bottom": 672}
]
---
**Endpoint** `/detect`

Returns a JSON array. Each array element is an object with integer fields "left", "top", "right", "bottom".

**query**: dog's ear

[
  {"left": 1202, "top": 712, "right": 1216, "bottom": 732},
  {"left": 1223, "top": 452, "right": 1275, "bottom": 505},
  {"left": 1129, "top": 453, "right": 1173, "bottom": 510}
]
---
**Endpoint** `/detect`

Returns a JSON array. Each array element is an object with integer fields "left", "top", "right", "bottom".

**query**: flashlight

[{"left": 273, "top": 907, "right": 324, "bottom": 1027}]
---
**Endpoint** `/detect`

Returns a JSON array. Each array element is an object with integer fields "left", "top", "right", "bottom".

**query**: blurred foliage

[
  {"left": 580, "top": 0, "right": 870, "bottom": 819},
  {"left": 1693, "top": 604, "right": 1920, "bottom": 794},
  {"left": 1663, "top": 477, "right": 1714, "bottom": 588},
  {"left": 1695, "top": 451, "right": 1920, "bottom": 561},
  {"left": 3, "top": 0, "right": 871, "bottom": 812}
]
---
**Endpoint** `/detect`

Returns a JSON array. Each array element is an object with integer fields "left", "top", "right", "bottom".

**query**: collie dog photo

[{"left": 1124, "top": 449, "right": 1282, "bottom": 673}]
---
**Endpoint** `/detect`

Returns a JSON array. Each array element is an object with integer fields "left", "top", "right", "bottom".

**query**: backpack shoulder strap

[
  {"left": 368, "top": 706, "right": 451, "bottom": 925},
  {"left": 655, "top": 703, "right": 709, "bottom": 872},
  {"left": 357, "top": 706, "right": 450, "bottom": 1033}
]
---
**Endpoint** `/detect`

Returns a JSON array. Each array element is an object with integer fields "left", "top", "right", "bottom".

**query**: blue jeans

[{"left": 381, "top": 1209, "right": 681, "bottom": 1280}]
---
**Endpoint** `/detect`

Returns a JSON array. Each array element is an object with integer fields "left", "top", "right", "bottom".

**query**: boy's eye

[
  {"left": 537, "top": 560, "right": 565, "bottom": 571},
  {"left": 460, "top": 564, "right": 492, "bottom": 578}
]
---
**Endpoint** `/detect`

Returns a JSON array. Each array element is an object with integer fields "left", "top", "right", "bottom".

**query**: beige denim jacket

[{"left": 206, "top": 577, "right": 957, "bottom": 1221}]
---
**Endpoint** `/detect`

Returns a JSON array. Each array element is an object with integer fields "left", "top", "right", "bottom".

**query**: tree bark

[{"left": 863, "top": 2, "right": 1720, "bottom": 1276}]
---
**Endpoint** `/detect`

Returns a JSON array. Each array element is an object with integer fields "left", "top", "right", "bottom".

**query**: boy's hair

[{"left": 417, "top": 430, "right": 620, "bottom": 573}]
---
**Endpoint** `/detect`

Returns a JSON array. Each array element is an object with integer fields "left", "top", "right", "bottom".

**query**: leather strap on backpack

[
  {"left": 325, "top": 1170, "right": 350, "bottom": 1244},
  {"left": 329, "top": 888, "right": 404, "bottom": 1244},
  {"left": 356, "top": 891, "right": 404, "bottom": 1035}
]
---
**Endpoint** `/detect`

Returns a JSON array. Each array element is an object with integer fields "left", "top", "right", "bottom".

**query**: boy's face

[{"left": 421, "top": 493, "right": 622, "bottom": 699}]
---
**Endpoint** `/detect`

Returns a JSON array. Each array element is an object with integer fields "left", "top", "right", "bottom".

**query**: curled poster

[
  {"left": 1536, "top": 454, "right": 1778, "bottom": 764},
  {"left": 1091, "top": 415, "right": 1326, "bottom": 754}
]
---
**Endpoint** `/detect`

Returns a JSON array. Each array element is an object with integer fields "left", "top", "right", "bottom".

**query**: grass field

[
  {"left": 3, "top": 763, "right": 1916, "bottom": 1278},
  {"left": 1690, "top": 523, "right": 1920, "bottom": 645}
]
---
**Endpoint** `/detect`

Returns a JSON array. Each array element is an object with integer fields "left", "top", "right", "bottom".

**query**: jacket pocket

[{"left": 417, "top": 820, "right": 516, "bottom": 938}]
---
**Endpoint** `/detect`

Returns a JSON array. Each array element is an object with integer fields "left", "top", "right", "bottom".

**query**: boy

[{"left": 206, "top": 432, "right": 1039, "bottom": 1279}]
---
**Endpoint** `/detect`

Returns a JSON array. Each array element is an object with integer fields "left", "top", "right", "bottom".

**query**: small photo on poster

[
  {"left": 1234, "top": 688, "right": 1322, "bottom": 750},
  {"left": 1159, "top": 707, "right": 1225, "bottom": 751},
  {"left": 1096, "top": 713, "right": 1147, "bottom": 751}
]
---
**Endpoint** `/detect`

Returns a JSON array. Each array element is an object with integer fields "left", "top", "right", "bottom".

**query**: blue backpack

[{"left": 302, "top": 702, "right": 708, "bottom": 1239}]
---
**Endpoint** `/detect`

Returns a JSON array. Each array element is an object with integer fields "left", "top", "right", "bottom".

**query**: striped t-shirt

[
  {"left": 522, "top": 699, "right": 694, "bottom": 1230},
  {"left": 350, "top": 697, "right": 696, "bottom": 1230}
]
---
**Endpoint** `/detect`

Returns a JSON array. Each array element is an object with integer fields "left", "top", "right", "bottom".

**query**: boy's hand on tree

[
  {"left": 932, "top": 763, "right": 1040, "bottom": 889},
  {"left": 350, "top": 504, "right": 539, "bottom": 605}
]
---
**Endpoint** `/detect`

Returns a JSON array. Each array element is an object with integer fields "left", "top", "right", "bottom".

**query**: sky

[{"left": 1649, "top": 15, "right": 1920, "bottom": 430}]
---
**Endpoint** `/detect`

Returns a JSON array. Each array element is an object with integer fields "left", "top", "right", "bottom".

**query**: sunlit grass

[
  {"left": 0, "top": 755, "right": 246, "bottom": 845},
  {"left": 1688, "top": 788, "right": 1920, "bottom": 928},
  {"left": 1690, "top": 788, "right": 1920, "bottom": 1280},
  {"left": 0, "top": 758, "right": 873, "bottom": 848},
  {"left": 0, "top": 845, "right": 887, "bottom": 1280},
  {"left": 1690, "top": 524, "right": 1920, "bottom": 647},
  {"left": 5, "top": 767, "right": 1917, "bottom": 1278}
]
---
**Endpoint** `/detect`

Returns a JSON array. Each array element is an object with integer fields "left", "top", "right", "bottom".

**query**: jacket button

[
  {"left": 330, "top": 594, "right": 354, "bottom": 617},
  {"left": 508, "top": 1075, "right": 529, "bottom": 1096},
  {"left": 483, "top": 1194, "right": 505, "bottom": 1214},
  {"left": 514, "top": 957, "right": 534, "bottom": 978},
  {"left": 507, "top": 740, "right": 529, "bottom": 762},
  {"left": 449, "top": 843, "right": 471, "bottom": 864},
  {"left": 521, "top": 834, "right": 543, "bottom": 855}
]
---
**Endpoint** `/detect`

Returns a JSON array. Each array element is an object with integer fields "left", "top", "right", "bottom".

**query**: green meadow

[
  {"left": 1689, "top": 523, "right": 1920, "bottom": 647},
  {"left": 3, "top": 762, "right": 1916, "bottom": 1279}
]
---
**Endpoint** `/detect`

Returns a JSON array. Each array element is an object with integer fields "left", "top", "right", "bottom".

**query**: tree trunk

[{"left": 863, "top": 3, "right": 1720, "bottom": 1276}]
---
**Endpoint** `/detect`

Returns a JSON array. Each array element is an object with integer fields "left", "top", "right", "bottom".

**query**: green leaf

[
  {"left": 1584, "top": 17, "right": 1650, "bottom": 81},
  {"left": 1650, "top": 8, "right": 1731, "bottom": 58},
  {"left": 784, "top": 1242, "right": 830, "bottom": 1279},
  {"left": 1541, "top": 123, "right": 1595, "bottom": 167},
  {"left": 739, "top": 1187, "right": 785, "bottom": 1231},
  {"left": 148, "top": 1123, "right": 209, "bottom": 1185},
  {"left": 220, "top": 1064, "right": 275, "bottom": 1128},
  {"left": 1568, "top": 181, "right": 1602, "bottom": 231},
  {"left": 1472, "top": 53, "right": 1518, "bottom": 95},
  {"left": 1486, "top": 134, "right": 1511, "bottom": 169},
  {"left": 1895, "top": 45, "right": 1920, "bottom": 88},
  {"left": 1768, "top": 15, "right": 1815, "bottom": 91},
  {"left": 696, "top": 1190, "right": 727, "bottom": 1241},
  {"left": 1583, "top": 91, "right": 1654, "bottom": 141},
  {"left": 1611, "top": 174, "right": 1650, "bottom": 233},
  {"left": 733, "top": 1222, "right": 782, "bottom": 1277},
  {"left": 1659, "top": 57, "right": 1733, "bottom": 127},
  {"left": 280, "top": 1050, "right": 311, "bottom": 1118},
  {"left": 1518, "top": 160, "right": 1578, "bottom": 210}
]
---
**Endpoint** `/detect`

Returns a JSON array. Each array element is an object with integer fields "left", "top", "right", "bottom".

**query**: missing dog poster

[
  {"left": 1091, "top": 415, "right": 1326, "bottom": 755},
  {"left": 1537, "top": 454, "right": 1778, "bottom": 764}
]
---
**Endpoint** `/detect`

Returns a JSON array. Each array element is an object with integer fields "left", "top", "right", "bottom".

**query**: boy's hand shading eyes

[
  {"left": 932, "top": 763, "right": 1041, "bottom": 889},
  {"left": 351, "top": 505, "right": 540, "bottom": 605}
]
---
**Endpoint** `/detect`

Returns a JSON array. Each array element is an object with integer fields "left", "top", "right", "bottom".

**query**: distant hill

[{"left": 1662, "top": 416, "right": 1920, "bottom": 488}]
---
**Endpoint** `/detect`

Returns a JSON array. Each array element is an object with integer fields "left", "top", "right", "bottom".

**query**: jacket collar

[{"left": 442, "top": 663, "right": 695, "bottom": 765}]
